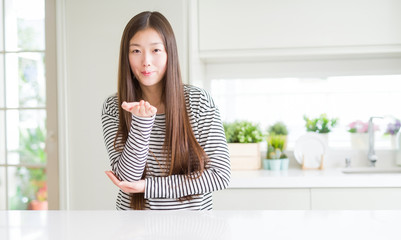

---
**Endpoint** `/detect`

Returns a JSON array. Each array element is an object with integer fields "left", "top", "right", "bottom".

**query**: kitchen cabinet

[
  {"left": 198, "top": 0, "right": 401, "bottom": 61},
  {"left": 213, "top": 169, "right": 401, "bottom": 210},
  {"left": 213, "top": 188, "right": 310, "bottom": 210},
  {"left": 311, "top": 188, "right": 401, "bottom": 210},
  {"left": 214, "top": 187, "right": 401, "bottom": 210}
]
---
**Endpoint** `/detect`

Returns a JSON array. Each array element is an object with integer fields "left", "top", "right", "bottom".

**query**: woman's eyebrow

[{"left": 129, "top": 42, "right": 163, "bottom": 47}]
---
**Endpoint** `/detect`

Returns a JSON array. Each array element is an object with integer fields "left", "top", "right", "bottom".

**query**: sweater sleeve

[
  {"left": 143, "top": 89, "right": 231, "bottom": 199},
  {"left": 101, "top": 96, "right": 155, "bottom": 182}
]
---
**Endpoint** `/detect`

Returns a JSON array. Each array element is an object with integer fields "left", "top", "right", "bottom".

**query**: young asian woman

[{"left": 101, "top": 11, "right": 231, "bottom": 210}]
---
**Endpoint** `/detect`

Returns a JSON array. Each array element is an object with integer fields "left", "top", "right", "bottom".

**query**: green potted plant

[
  {"left": 264, "top": 134, "right": 288, "bottom": 171},
  {"left": 267, "top": 121, "right": 288, "bottom": 136},
  {"left": 303, "top": 114, "right": 338, "bottom": 142},
  {"left": 267, "top": 121, "right": 288, "bottom": 151},
  {"left": 29, "top": 181, "right": 48, "bottom": 210},
  {"left": 11, "top": 126, "right": 48, "bottom": 210},
  {"left": 224, "top": 121, "right": 264, "bottom": 170}
]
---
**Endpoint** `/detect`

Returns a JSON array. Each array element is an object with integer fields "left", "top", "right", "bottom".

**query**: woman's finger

[
  {"left": 149, "top": 106, "right": 157, "bottom": 116},
  {"left": 144, "top": 102, "right": 153, "bottom": 114},
  {"left": 124, "top": 100, "right": 157, "bottom": 117},
  {"left": 134, "top": 104, "right": 141, "bottom": 115},
  {"left": 122, "top": 102, "right": 139, "bottom": 112},
  {"left": 105, "top": 171, "right": 121, "bottom": 186},
  {"left": 139, "top": 105, "right": 146, "bottom": 116}
]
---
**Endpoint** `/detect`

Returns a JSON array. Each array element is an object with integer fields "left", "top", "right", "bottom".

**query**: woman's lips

[{"left": 141, "top": 71, "right": 153, "bottom": 76}]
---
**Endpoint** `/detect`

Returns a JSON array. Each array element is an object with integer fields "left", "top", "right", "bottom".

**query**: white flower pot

[
  {"left": 350, "top": 133, "right": 369, "bottom": 150},
  {"left": 318, "top": 133, "right": 329, "bottom": 145},
  {"left": 396, "top": 132, "right": 401, "bottom": 166},
  {"left": 391, "top": 135, "right": 397, "bottom": 149}
]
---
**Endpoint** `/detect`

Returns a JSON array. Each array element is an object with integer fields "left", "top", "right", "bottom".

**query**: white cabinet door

[
  {"left": 198, "top": 0, "right": 401, "bottom": 58},
  {"left": 311, "top": 188, "right": 401, "bottom": 210},
  {"left": 213, "top": 188, "right": 310, "bottom": 210}
]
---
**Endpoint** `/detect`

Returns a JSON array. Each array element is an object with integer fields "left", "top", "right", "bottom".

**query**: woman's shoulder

[
  {"left": 183, "top": 84, "right": 216, "bottom": 109},
  {"left": 102, "top": 94, "right": 119, "bottom": 118}
]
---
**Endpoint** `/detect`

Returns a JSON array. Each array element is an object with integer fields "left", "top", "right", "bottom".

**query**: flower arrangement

[
  {"left": 348, "top": 120, "right": 369, "bottom": 133},
  {"left": 385, "top": 119, "right": 401, "bottom": 135},
  {"left": 28, "top": 182, "right": 48, "bottom": 210},
  {"left": 348, "top": 120, "right": 380, "bottom": 133},
  {"left": 303, "top": 114, "right": 338, "bottom": 133}
]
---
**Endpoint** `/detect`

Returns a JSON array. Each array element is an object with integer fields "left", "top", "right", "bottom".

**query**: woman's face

[{"left": 129, "top": 28, "right": 167, "bottom": 89}]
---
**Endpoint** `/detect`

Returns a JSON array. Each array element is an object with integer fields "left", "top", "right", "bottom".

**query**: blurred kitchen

[{"left": 1, "top": 0, "right": 401, "bottom": 211}]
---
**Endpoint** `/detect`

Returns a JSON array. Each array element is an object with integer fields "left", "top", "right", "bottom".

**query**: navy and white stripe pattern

[{"left": 101, "top": 85, "right": 231, "bottom": 210}]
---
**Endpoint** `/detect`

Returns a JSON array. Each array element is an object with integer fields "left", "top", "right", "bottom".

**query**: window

[
  {"left": 211, "top": 75, "right": 401, "bottom": 149},
  {"left": 0, "top": 0, "right": 57, "bottom": 210}
]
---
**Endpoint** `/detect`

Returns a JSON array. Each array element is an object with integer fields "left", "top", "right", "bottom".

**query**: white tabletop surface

[
  {"left": 229, "top": 168, "right": 401, "bottom": 188},
  {"left": 1, "top": 210, "right": 400, "bottom": 240}
]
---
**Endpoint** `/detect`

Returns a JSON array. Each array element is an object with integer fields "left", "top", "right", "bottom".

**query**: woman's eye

[
  {"left": 131, "top": 49, "right": 140, "bottom": 53},
  {"left": 154, "top": 49, "right": 162, "bottom": 53}
]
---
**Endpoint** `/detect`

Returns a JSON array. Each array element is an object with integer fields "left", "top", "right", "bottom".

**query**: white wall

[
  {"left": 59, "top": 0, "right": 401, "bottom": 210},
  {"left": 59, "top": 0, "right": 188, "bottom": 209}
]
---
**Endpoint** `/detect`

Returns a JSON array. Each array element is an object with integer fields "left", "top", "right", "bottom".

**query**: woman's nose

[{"left": 142, "top": 52, "right": 151, "bottom": 66}]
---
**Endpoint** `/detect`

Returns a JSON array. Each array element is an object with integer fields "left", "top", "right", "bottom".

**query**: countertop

[
  {"left": 1, "top": 210, "right": 400, "bottom": 240},
  {"left": 229, "top": 168, "right": 401, "bottom": 188}
]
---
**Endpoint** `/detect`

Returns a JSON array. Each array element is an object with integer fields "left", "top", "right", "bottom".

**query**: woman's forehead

[{"left": 130, "top": 28, "right": 164, "bottom": 46}]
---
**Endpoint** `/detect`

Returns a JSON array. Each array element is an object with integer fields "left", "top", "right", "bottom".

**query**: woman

[{"left": 101, "top": 11, "right": 230, "bottom": 210}]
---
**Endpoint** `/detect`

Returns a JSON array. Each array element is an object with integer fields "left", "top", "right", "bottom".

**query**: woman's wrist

[{"left": 138, "top": 179, "right": 146, "bottom": 193}]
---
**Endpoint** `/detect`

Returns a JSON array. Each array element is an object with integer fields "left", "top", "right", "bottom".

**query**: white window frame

[{"left": 0, "top": 0, "right": 58, "bottom": 210}]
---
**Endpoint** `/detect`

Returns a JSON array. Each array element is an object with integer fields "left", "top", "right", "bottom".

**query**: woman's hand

[
  {"left": 121, "top": 100, "right": 157, "bottom": 118},
  {"left": 105, "top": 171, "right": 145, "bottom": 194}
]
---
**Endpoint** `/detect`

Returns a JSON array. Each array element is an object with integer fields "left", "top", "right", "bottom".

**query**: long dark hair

[{"left": 115, "top": 11, "right": 208, "bottom": 209}]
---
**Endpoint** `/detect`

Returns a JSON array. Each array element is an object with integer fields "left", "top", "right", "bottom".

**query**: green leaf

[{"left": 223, "top": 121, "right": 264, "bottom": 143}]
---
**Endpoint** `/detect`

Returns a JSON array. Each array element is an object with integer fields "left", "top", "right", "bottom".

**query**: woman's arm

[
  {"left": 144, "top": 91, "right": 231, "bottom": 199},
  {"left": 101, "top": 97, "right": 156, "bottom": 182}
]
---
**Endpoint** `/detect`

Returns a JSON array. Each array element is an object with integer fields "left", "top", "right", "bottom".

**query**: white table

[{"left": 1, "top": 210, "right": 400, "bottom": 240}]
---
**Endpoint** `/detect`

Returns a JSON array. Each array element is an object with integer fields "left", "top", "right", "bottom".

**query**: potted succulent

[
  {"left": 224, "top": 121, "right": 264, "bottom": 170},
  {"left": 303, "top": 114, "right": 338, "bottom": 143},
  {"left": 264, "top": 134, "right": 288, "bottom": 171},
  {"left": 267, "top": 121, "right": 288, "bottom": 149},
  {"left": 263, "top": 122, "right": 289, "bottom": 170}
]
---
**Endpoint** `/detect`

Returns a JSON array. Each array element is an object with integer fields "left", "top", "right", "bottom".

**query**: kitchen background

[{"left": 1, "top": 0, "right": 401, "bottom": 210}]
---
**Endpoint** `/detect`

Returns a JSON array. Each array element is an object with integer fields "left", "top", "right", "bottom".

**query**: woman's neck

[{"left": 141, "top": 85, "right": 164, "bottom": 114}]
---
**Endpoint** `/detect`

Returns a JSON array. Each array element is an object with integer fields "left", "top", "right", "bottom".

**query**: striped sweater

[{"left": 101, "top": 85, "right": 231, "bottom": 210}]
